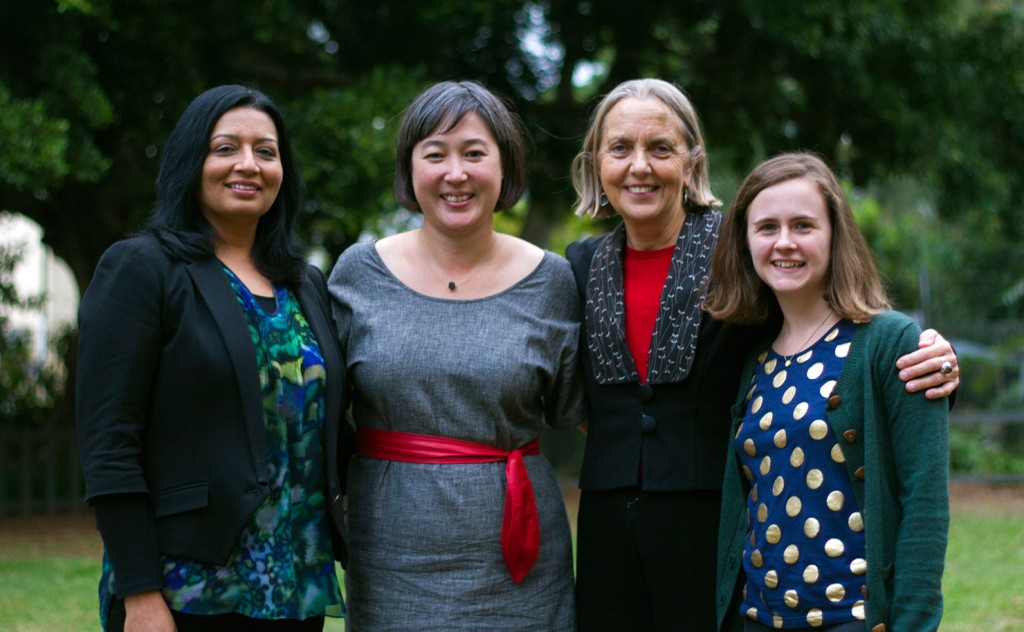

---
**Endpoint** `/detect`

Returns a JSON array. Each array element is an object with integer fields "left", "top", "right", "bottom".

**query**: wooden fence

[
  {"left": 1, "top": 411, "right": 1022, "bottom": 518},
  {"left": 950, "top": 410, "right": 1024, "bottom": 427},
  {"left": 0, "top": 423, "right": 85, "bottom": 518}
]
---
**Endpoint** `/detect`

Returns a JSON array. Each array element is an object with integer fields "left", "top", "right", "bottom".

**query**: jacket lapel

[
  {"left": 583, "top": 209, "right": 721, "bottom": 385},
  {"left": 188, "top": 257, "right": 268, "bottom": 483}
]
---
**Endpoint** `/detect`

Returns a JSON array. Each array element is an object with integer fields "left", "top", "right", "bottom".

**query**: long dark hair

[{"left": 147, "top": 84, "right": 305, "bottom": 286}]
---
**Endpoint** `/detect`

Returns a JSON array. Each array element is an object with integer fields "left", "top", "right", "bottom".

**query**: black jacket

[
  {"left": 566, "top": 234, "right": 764, "bottom": 492},
  {"left": 77, "top": 235, "right": 347, "bottom": 594}
]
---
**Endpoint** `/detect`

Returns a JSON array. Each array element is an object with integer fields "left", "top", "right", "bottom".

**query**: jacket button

[
  {"left": 332, "top": 494, "right": 342, "bottom": 506},
  {"left": 843, "top": 429, "right": 857, "bottom": 443},
  {"left": 828, "top": 394, "right": 842, "bottom": 409},
  {"left": 871, "top": 624, "right": 885, "bottom": 632},
  {"left": 641, "top": 414, "right": 657, "bottom": 434},
  {"left": 638, "top": 384, "right": 654, "bottom": 402},
  {"left": 862, "top": 585, "right": 869, "bottom": 598},
  {"left": 854, "top": 466, "right": 865, "bottom": 480}
]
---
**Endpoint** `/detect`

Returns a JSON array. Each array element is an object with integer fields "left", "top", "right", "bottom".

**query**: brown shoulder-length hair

[
  {"left": 571, "top": 78, "right": 721, "bottom": 219},
  {"left": 393, "top": 80, "right": 528, "bottom": 213},
  {"left": 704, "top": 152, "right": 890, "bottom": 325}
]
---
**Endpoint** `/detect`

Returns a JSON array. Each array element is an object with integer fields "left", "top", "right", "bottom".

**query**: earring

[
  {"left": 683, "top": 186, "right": 690, "bottom": 207},
  {"left": 600, "top": 192, "right": 609, "bottom": 207}
]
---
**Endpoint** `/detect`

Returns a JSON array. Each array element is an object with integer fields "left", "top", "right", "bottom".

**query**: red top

[{"left": 623, "top": 245, "right": 674, "bottom": 383}]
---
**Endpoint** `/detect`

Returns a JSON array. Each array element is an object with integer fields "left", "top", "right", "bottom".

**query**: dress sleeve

[
  {"left": 543, "top": 259, "right": 588, "bottom": 429},
  {"left": 326, "top": 249, "right": 355, "bottom": 357},
  {"left": 326, "top": 249, "right": 358, "bottom": 480}
]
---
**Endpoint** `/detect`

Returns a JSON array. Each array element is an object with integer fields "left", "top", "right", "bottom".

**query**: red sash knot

[{"left": 356, "top": 427, "right": 541, "bottom": 583}]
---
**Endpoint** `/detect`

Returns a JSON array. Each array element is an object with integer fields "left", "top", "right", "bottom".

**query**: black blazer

[
  {"left": 77, "top": 235, "right": 348, "bottom": 577},
  {"left": 566, "top": 234, "right": 766, "bottom": 492}
]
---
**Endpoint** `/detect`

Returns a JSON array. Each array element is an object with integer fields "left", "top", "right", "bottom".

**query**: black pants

[
  {"left": 106, "top": 598, "right": 326, "bottom": 632},
  {"left": 575, "top": 488, "right": 722, "bottom": 631}
]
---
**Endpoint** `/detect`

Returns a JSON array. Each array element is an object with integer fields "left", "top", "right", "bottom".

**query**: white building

[{"left": 0, "top": 212, "right": 79, "bottom": 366}]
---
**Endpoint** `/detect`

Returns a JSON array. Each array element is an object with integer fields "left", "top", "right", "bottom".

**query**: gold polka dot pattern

[
  {"left": 783, "top": 544, "right": 800, "bottom": 564},
  {"left": 803, "top": 564, "right": 819, "bottom": 584},
  {"left": 773, "top": 476, "right": 786, "bottom": 496},
  {"left": 733, "top": 321, "right": 867, "bottom": 627},
  {"left": 851, "top": 601, "right": 865, "bottom": 620}
]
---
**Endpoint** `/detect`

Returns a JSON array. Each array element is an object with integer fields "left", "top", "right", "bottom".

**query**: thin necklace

[
  {"left": 421, "top": 238, "right": 498, "bottom": 292},
  {"left": 781, "top": 310, "right": 834, "bottom": 367},
  {"left": 447, "top": 256, "right": 494, "bottom": 290}
]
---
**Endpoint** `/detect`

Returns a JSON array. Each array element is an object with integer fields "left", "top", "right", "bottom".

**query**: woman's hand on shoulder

[
  {"left": 123, "top": 590, "right": 176, "bottom": 632},
  {"left": 896, "top": 328, "right": 959, "bottom": 399}
]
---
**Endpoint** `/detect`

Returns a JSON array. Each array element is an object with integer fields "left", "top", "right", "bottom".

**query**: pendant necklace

[
  {"left": 435, "top": 244, "right": 498, "bottom": 292},
  {"left": 781, "top": 310, "right": 834, "bottom": 367}
]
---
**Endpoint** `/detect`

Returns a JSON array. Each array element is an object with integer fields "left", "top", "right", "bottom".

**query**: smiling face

[
  {"left": 746, "top": 177, "right": 833, "bottom": 304},
  {"left": 598, "top": 97, "right": 694, "bottom": 231},
  {"left": 198, "top": 107, "right": 282, "bottom": 235},
  {"left": 411, "top": 111, "right": 503, "bottom": 235}
]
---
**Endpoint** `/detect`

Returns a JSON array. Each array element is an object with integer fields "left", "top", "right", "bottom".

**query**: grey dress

[{"left": 328, "top": 241, "right": 586, "bottom": 631}]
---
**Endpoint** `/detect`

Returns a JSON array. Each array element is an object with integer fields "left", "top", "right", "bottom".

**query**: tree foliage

[{"left": 1, "top": 0, "right": 1022, "bottom": 315}]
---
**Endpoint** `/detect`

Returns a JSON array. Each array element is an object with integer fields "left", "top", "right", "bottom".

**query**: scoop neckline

[{"left": 367, "top": 241, "right": 551, "bottom": 303}]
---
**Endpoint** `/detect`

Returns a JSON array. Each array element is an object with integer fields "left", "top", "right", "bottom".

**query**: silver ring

[{"left": 940, "top": 360, "right": 954, "bottom": 376}]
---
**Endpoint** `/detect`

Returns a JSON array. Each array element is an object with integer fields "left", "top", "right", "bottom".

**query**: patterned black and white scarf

[{"left": 584, "top": 208, "right": 722, "bottom": 385}]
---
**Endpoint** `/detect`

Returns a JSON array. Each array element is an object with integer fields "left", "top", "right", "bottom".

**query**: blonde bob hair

[
  {"left": 704, "top": 152, "right": 890, "bottom": 325},
  {"left": 571, "top": 78, "right": 721, "bottom": 219}
]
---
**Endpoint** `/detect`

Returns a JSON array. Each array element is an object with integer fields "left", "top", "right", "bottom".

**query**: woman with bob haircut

[
  {"left": 565, "top": 78, "right": 957, "bottom": 631},
  {"left": 77, "top": 84, "right": 348, "bottom": 631},
  {"left": 328, "top": 80, "right": 585, "bottom": 630},
  {"left": 706, "top": 152, "right": 949, "bottom": 631}
]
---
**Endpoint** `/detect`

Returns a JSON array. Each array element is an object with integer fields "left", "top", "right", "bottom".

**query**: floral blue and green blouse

[{"left": 98, "top": 268, "right": 343, "bottom": 622}]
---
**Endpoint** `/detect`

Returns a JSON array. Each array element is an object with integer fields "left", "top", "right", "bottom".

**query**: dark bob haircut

[
  {"left": 393, "top": 80, "right": 528, "bottom": 213},
  {"left": 147, "top": 84, "right": 305, "bottom": 286}
]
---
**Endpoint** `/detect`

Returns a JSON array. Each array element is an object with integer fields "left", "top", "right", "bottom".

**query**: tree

[{"left": 2, "top": 0, "right": 1023, "bottom": 425}]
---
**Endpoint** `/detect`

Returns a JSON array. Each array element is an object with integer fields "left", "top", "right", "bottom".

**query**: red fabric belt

[{"left": 355, "top": 427, "right": 541, "bottom": 584}]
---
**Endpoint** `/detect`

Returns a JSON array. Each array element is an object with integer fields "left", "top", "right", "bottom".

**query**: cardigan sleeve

[
  {"left": 76, "top": 238, "right": 167, "bottom": 594},
  {"left": 875, "top": 316, "right": 950, "bottom": 630}
]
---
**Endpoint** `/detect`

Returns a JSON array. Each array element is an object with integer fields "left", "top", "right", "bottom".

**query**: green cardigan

[{"left": 716, "top": 310, "right": 949, "bottom": 631}]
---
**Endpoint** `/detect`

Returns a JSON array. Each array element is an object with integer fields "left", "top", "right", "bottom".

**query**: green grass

[
  {"left": 1, "top": 487, "right": 1021, "bottom": 631},
  {"left": 941, "top": 512, "right": 1024, "bottom": 630},
  {"left": 0, "top": 557, "right": 99, "bottom": 632},
  {"left": 0, "top": 555, "right": 348, "bottom": 632}
]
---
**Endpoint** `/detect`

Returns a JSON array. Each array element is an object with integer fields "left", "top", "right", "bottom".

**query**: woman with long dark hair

[{"left": 77, "top": 85, "right": 347, "bottom": 631}]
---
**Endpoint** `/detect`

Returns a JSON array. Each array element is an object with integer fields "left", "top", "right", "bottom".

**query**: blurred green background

[
  {"left": 2, "top": 0, "right": 1023, "bottom": 523},
  {"left": 1, "top": 1, "right": 1023, "bottom": 628}
]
